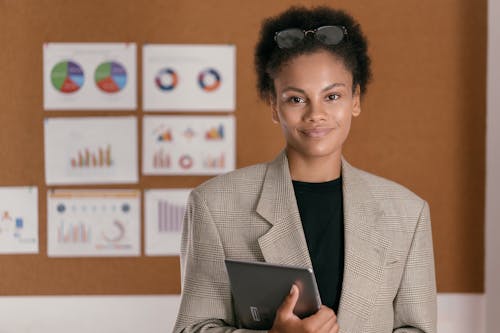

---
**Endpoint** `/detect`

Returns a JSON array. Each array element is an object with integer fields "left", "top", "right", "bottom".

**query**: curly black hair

[{"left": 255, "top": 6, "right": 372, "bottom": 101}]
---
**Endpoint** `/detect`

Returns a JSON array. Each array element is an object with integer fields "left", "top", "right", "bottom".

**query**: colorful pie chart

[
  {"left": 95, "top": 61, "right": 127, "bottom": 93},
  {"left": 51, "top": 60, "right": 84, "bottom": 93}
]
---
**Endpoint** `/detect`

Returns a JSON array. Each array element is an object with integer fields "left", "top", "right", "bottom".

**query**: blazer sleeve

[
  {"left": 173, "top": 190, "right": 266, "bottom": 333},
  {"left": 393, "top": 201, "right": 437, "bottom": 333}
]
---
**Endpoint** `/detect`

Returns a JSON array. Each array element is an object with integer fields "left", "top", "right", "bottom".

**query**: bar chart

[
  {"left": 57, "top": 222, "right": 91, "bottom": 243},
  {"left": 144, "top": 189, "right": 191, "bottom": 255},
  {"left": 157, "top": 200, "right": 185, "bottom": 233},
  {"left": 153, "top": 148, "right": 171, "bottom": 169},
  {"left": 70, "top": 145, "right": 113, "bottom": 168}
]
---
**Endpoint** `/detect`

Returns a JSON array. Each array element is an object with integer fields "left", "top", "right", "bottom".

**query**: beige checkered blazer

[{"left": 174, "top": 152, "right": 437, "bottom": 333}]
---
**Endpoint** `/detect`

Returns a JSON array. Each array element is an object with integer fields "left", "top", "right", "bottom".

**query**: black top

[{"left": 292, "top": 177, "right": 344, "bottom": 313}]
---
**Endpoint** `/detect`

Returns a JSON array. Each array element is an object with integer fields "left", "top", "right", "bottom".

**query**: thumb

[{"left": 278, "top": 284, "right": 300, "bottom": 316}]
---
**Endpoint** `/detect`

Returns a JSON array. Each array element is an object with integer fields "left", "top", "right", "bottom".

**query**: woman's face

[{"left": 271, "top": 50, "right": 360, "bottom": 161}]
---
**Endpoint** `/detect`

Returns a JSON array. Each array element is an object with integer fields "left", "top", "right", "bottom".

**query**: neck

[{"left": 286, "top": 149, "right": 342, "bottom": 182}]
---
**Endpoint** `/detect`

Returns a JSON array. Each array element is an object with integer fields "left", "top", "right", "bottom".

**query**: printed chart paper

[
  {"left": 0, "top": 187, "right": 38, "bottom": 254},
  {"left": 44, "top": 116, "right": 138, "bottom": 185},
  {"left": 47, "top": 189, "right": 141, "bottom": 257},
  {"left": 143, "top": 44, "right": 235, "bottom": 111},
  {"left": 43, "top": 43, "right": 136, "bottom": 110},
  {"left": 144, "top": 189, "right": 191, "bottom": 256},
  {"left": 143, "top": 115, "right": 235, "bottom": 175}
]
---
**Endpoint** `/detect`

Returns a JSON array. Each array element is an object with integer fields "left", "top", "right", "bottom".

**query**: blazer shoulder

[
  {"left": 193, "top": 162, "right": 268, "bottom": 198},
  {"left": 349, "top": 164, "right": 426, "bottom": 205},
  {"left": 346, "top": 165, "right": 429, "bottom": 235}
]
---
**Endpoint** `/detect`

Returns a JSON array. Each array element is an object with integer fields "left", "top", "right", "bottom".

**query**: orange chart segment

[
  {"left": 51, "top": 60, "right": 84, "bottom": 93},
  {"left": 95, "top": 61, "right": 127, "bottom": 93}
]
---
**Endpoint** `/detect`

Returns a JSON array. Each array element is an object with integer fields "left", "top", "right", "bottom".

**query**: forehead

[{"left": 274, "top": 50, "right": 353, "bottom": 88}]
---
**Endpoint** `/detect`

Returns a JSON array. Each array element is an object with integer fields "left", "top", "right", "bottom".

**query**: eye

[
  {"left": 326, "top": 94, "right": 340, "bottom": 101},
  {"left": 287, "top": 96, "right": 305, "bottom": 104}
]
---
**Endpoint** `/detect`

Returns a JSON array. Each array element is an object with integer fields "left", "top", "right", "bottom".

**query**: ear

[
  {"left": 269, "top": 95, "right": 280, "bottom": 124},
  {"left": 352, "top": 84, "right": 361, "bottom": 117}
]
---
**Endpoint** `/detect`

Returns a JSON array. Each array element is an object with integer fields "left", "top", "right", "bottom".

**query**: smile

[{"left": 299, "top": 127, "right": 333, "bottom": 138}]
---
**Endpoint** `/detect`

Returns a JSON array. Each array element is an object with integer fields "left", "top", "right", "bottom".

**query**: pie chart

[
  {"left": 95, "top": 61, "right": 127, "bottom": 93},
  {"left": 51, "top": 60, "right": 84, "bottom": 93}
]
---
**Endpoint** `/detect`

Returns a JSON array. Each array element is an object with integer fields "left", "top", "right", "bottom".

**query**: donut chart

[
  {"left": 51, "top": 60, "right": 84, "bottom": 93},
  {"left": 95, "top": 61, "right": 127, "bottom": 93},
  {"left": 198, "top": 68, "right": 221, "bottom": 92},
  {"left": 155, "top": 68, "right": 178, "bottom": 91}
]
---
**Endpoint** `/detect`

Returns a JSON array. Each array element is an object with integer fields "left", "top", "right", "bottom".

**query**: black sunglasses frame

[{"left": 274, "top": 25, "right": 348, "bottom": 49}]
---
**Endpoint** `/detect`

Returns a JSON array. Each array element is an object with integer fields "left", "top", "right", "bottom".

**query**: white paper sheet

[
  {"left": 43, "top": 43, "right": 136, "bottom": 110},
  {"left": 47, "top": 189, "right": 141, "bottom": 257},
  {"left": 0, "top": 187, "right": 38, "bottom": 254},
  {"left": 142, "top": 115, "right": 235, "bottom": 175},
  {"left": 144, "top": 189, "right": 191, "bottom": 256},
  {"left": 143, "top": 44, "right": 235, "bottom": 111},
  {"left": 44, "top": 116, "right": 138, "bottom": 185}
]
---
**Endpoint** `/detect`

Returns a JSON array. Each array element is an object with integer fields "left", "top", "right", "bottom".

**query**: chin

[
  {"left": 301, "top": 148, "right": 341, "bottom": 159},
  {"left": 287, "top": 142, "right": 342, "bottom": 159}
]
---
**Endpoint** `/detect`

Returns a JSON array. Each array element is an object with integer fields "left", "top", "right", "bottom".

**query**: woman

[{"left": 174, "top": 6, "right": 436, "bottom": 333}]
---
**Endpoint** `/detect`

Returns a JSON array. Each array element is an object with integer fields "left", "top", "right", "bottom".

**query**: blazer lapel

[
  {"left": 256, "top": 153, "right": 388, "bottom": 332},
  {"left": 337, "top": 159, "right": 390, "bottom": 332},
  {"left": 256, "top": 151, "right": 312, "bottom": 268}
]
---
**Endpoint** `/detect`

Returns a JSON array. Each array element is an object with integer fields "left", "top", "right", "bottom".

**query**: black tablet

[{"left": 225, "top": 259, "right": 322, "bottom": 330}]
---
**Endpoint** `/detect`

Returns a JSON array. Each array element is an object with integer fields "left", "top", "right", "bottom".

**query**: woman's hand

[{"left": 269, "top": 285, "right": 339, "bottom": 333}]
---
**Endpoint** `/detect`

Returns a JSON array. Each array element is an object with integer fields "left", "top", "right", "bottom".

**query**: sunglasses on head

[{"left": 274, "top": 25, "right": 347, "bottom": 49}]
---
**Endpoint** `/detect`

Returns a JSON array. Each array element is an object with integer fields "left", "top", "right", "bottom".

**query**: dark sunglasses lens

[
  {"left": 276, "top": 29, "right": 304, "bottom": 48},
  {"left": 315, "top": 26, "right": 345, "bottom": 45}
]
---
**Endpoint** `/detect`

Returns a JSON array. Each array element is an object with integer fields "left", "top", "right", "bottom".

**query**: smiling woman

[
  {"left": 174, "top": 6, "right": 437, "bottom": 333},
  {"left": 270, "top": 51, "right": 361, "bottom": 182}
]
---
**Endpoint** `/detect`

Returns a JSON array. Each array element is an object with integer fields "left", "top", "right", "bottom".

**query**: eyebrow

[{"left": 281, "top": 83, "right": 346, "bottom": 94}]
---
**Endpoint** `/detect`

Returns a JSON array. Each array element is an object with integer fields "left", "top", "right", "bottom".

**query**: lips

[{"left": 299, "top": 127, "right": 333, "bottom": 138}]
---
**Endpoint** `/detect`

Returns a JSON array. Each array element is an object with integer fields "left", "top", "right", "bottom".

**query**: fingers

[
  {"left": 277, "top": 284, "right": 300, "bottom": 317},
  {"left": 317, "top": 305, "right": 334, "bottom": 316},
  {"left": 317, "top": 309, "right": 338, "bottom": 333},
  {"left": 270, "top": 285, "right": 300, "bottom": 332},
  {"left": 302, "top": 306, "right": 338, "bottom": 333},
  {"left": 272, "top": 287, "right": 339, "bottom": 333}
]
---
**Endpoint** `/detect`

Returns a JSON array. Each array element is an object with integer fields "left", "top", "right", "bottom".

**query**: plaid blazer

[{"left": 174, "top": 152, "right": 437, "bottom": 333}]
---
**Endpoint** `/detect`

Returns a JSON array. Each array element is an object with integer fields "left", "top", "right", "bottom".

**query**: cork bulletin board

[{"left": 0, "top": 0, "right": 486, "bottom": 295}]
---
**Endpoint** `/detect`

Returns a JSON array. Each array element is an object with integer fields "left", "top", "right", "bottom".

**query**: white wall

[
  {"left": 0, "top": 296, "right": 181, "bottom": 333},
  {"left": 486, "top": 0, "right": 500, "bottom": 332},
  {"left": 0, "top": 294, "right": 484, "bottom": 333}
]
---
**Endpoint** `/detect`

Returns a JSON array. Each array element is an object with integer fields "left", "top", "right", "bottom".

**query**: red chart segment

[
  {"left": 95, "top": 61, "right": 127, "bottom": 93},
  {"left": 51, "top": 60, "right": 84, "bottom": 93}
]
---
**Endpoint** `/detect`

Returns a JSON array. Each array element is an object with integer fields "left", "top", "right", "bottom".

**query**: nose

[{"left": 303, "top": 100, "right": 327, "bottom": 122}]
